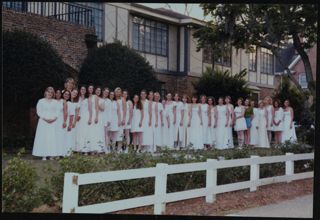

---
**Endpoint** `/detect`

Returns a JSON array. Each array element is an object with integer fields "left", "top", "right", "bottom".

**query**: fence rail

[{"left": 62, "top": 152, "right": 314, "bottom": 214}]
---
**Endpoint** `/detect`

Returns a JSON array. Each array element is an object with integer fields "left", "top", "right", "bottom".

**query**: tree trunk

[{"left": 292, "top": 32, "right": 314, "bottom": 91}]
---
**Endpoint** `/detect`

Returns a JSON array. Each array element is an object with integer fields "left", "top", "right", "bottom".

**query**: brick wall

[{"left": 2, "top": 8, "right": 95, "bottom": 71}]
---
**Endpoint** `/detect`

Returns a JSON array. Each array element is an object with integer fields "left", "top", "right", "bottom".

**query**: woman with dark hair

[
  {"left": 108, "top": 91, "right": 121, "bottom": 150},
  {"left": 187, "top": 95, "right": 203, "bottom": 149},
  {"left": 225, "top": 96, "right": 234, "bottom": 148},
  {"left": 102, "top": 87, "right": 112, "bottom": 152},
  {"left": 32, "top": 87, "right": 59, "bottom": 160},
  {"left": 281, "top": 99, "right": 297, "bottom": 143},
  {"left": 131, "top": 94, "right": 144, "bottom": 152},
  {"left": 65, "top": 89, "right": 79, "bottom": 154},
  {"left": 123, "top": 90, "right": 133, "bottom": 150},
  {"left": 216, "top": 97, "right": 230, "bottom": 149},
  {"left": 173, "top": 93, "right": 184, "bottom": 149},
  {"left": 249, "top": 100, "right": 259, "bottom": 146},
  {"left": 272, "top": 99, "right": 284, "bottom": 144},
  {"left": 257, "top": 100, "right": 270, "bottom": 148},
  {"left": 244, "top": 98, "right": 253, "bottom": 145},
  {"left": 234, "top": 98, "right": 247, "bottom": 148},
  {"left": 180, "top": 94, "right": 189, "bottom": 149},
  {"left": 200, "top": 95, "right": 210, "bottom": 149},
  {"left": 207, "top": 97, "right": 217, "bottom": 148},
  {"left": 163, "top": 93, "right": 175, "bottom": 149},
  {"left": 153, "top": 92, "right": 164, "bottom": 149},
  {"left": 55, "top": 88, "right": 65, "bottom": 158}
]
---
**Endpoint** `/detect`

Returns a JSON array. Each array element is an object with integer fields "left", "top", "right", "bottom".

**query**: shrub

[
  {"left": 79, "top": 42, "right": 161, "bottom": 96},
  {"left": 193, "top": 67, "right": 251, "bottom": 101},
  {"left": 2, "top": 150, "right": 41, "bottom": 212}
]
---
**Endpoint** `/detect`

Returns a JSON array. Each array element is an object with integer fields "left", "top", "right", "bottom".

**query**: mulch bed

[{"left": 113, "top": 178, "right": 313, "bottom": 216}]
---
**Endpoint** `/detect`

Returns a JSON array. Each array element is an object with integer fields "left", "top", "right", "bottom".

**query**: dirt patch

[{"left": 113, "top": 178, "right": 313, "bottom": 216}]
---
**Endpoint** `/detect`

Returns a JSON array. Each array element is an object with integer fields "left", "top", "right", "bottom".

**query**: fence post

[
  {"left": 206, "top": 159, "right": 218, "bottom": 203},
  {"left": 62, "top": 172, "right": 79, "bottom": 213},
  {"left": 250, "top": 155, "right": 260, "bottom": 192},
  {"left": 285, "top": 152, "right": 294, "bottom": 183},
  {"left": 154, "top": 163, "right": 168, "bottom": 215}
]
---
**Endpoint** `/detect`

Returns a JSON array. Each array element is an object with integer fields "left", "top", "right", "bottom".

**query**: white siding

[
  {"left": 189, "top": 29, "right": 203, "bottom": 77},
  {"left": 104, "top": 4, "right": 117, "bottom": 43},
  {"left": 117, "top": 7, "right": 129, "bottom": 45},
  {"left": 168, "top": 25, "right": 177, "bottom": 72}
]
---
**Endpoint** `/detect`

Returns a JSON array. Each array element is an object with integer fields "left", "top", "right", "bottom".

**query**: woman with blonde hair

[
  {"left": 115, "top": 87, "right": 126, "bottom": 152},
  {"left": 153, "top": 92, "right": 164, "bottom": 150},
  {"left": 257, "top": 100, "right": 270, "bottom": 148},
  {"left": 234, "top": 98, "right": 247, "bottom": 148},
  {"left": 187, "top": 95, "right": 203, "bottom": 149},
  {"left": 225, "top": 96, "right": 234, "bottom": 148},
  {"left": 264, "top": 96, "right": 274, "bottom": 143},
  {"left": 123, "top": 90, "right": 133, "bottom": 151},
  {"left": 281, "top": 99, "right": 297, "bottom": 143},
  {"left": 32, "top": 87, "right": 59, "bottom": 160}
]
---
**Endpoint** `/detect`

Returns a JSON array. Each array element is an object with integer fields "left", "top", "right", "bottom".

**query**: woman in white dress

[
  {"left": 281, "top": 99, "right": 297, "bottom": 143},
  {"left": 163, "top": 93, "right": 175, "bottom": 149},
  {"left": 225, "top": 96, "right": 234, "bottom": 148},
  {"left": 249, "top": 100, "right": 259, "bottom": 146},
  {"left": 257, "top": 100, "right": 270, "bottom": 148},
  {"left": 54, "top": 89, "right": 65, "bottom": 158},
  {"left": 200, "top": 95, "right": 210, "bottom": 149},
  {"left": 74, "top": 85, "right": 89, "bottom": 154},
  {"left": 153, "top": 92, "right": 164, "bottom": 151},
  {"left": 32, "top": 87, "right": 59, "bottom": 160},
  {"left": 102, "top": 87, "right": 111, "bottom": 152},
  {"left": 108, "top": 91, "right": 121, "bottom": 150},
  {"left": 139, "top": 90, "right": 152, "bottom": 152},
  {"left": 114, "top": 87, "right": 126, "bottom": 152},
  {"left": 173, "top": 93, "right": 184, "bottom": 148},
  {"left": 264, "top": 96, "right": 274, "bottom": 143},
  {"left": 123, "top": 90, "right": 133, "bottom": 151},
  {"left": 187, "top": 95, "right": 203, "bottom": 150},
  {"left": 272, "top": 99, "right": 284, "bottom": 144},
  {"left": 234, "top": 98, "right": 247, "bottom": 148},
  {"left": 207, "top": 97, "right": 217, "bottom": 148},
  {"left": 216, "top": 97, "right": 230, "bottom": 149},
  {"left": 85, "top": 84, "right": 94, "bottom": 154},
  {"left": 131, "top": 94, "right": 144, "bottom": 152},
  {"left": 181, "top": 95, "right": 189, "bottom": 149},
  {"left": 64, "top": 89, "right": 78, "bottom": 156}
]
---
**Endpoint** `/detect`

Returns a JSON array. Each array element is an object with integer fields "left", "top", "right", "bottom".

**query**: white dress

[
  {"left": 109, "top": 100, "right": 119, "bottom": 132},
  {"left": 226, "top": 104, "right": 234, "bottom": 148},
  {"left": 32, "top": 98, "right": 59, "bottom": 157},
  {"left": 207, "top": 106, "right": 216, "bottom": 146},
  {"left": 131, "top": 106, "right": 143, "bottom": 132},
  {"left": 200, "top": 104, "right": 210, "bottom": 145},
  {"left": 141, "top": 100, "right": 153, "bottom": 147},
  {"left": 250, "top": 108, "right": 259, "bottom": 145},
  {"left": 257, "top": 108, "right": 270, "bottom": 148},
  {"left": 234, "top": 106, "right": 247, "bottom": 131},
  {"left": 215, "top": 105, "right": 229, "bottom": 149},
  {"left": 266, "top": 105, "right": 273, "bottom": 131},
  {"left": 186, "top": 105, "right": 203, "bottom": 149},
  {"left": 102, "top": 98, "right": 111, "bottom": 128},
  {"left": 55, "top": 99, "right": 65, "bottom": 156},
  {"left": 272, "top": 107, "right": 284, "bottom": 131},
  {"left": 116, "top": 99, "right": 125, "bottom": 141},
  {"left": 64, "top": 101, "right": 77, "bottom": 156},
  {"left": 163, "top": 101, "right": 175, "bottom": 148},
  {"left": 153, "top": 102, "right": 164, "bottom": 148},
  {"left": 75, "top": 98, "right": 89, "bottom": 152},
  {"left": 281, "top": 110, "right": 297, "bottom": 143},
  {"left": 173, "top": 101, "right": 185, "bottom": 143},
  {"left": 180, "top": 103, "right": 188, "bottom": 148},
  {"left": 87, "top": 96, "right": 105, "bottom": 152},
  {"left": 124, "top": 100, "right": 132, "bottom": 129}
]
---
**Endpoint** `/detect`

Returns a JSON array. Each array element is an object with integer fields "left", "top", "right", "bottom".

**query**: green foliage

[
  {"left": 3, "top": 135, "right": 34, "bottom": 153},
  {"left": 3, "top": 30, "right": 68, "bottom": 107},
  {"left": 273, "top": 75, "right": 304, "bottom": 122},
  {"left": 79, "top": 42, "right": 161, "bottom": 96},
  {"left": 193, "top": 68, "right": 251, "bottom": 101},
  {"left": 2, "top": 150, "right": 41, "bottom": 212}
]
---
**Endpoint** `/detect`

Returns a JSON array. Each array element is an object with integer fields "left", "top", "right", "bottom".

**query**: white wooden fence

[{"left": 62, "top": 152, "right": 314, "bottom": 214}]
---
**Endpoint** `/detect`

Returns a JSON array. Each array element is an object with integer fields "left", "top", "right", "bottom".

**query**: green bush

[
  {"left": 2, "top": 151, "right": 41, "bottom": 212},
  {"left": 3, "top": 135, "right": 34, "bottom": 153},
  {"left": 193, "top": 68, "right": 251, "bottom": 100},
  {"left": 79, "top": 42, "right": 161, "bottom": 95}
]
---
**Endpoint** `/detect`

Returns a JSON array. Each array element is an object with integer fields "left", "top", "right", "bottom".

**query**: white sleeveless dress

[
  {"left": 141, "top": 100, "right": 153, "bottom": 147},
  {"left": 163, "top": 101, "right": 175, "bottom": 148},
  {"left": 115, "top": 99, "right": 124, "bottom": 141},
  {"left": 55, "top": 99, "right": 65, "bottom": 156},
  {"left": 216, "top": 105, "right": 229, "bottom": 149},
  {"left": 124, "top": 100, "right": 132, "bottom": 129},
  {"left": 180, "top": 103, "right": 188, "bottom": 148},
  {"left": 32, "top": 98, "right": 59, "bottom": 157},
  {"left": 257, "top": 108, "right": 270, "bottom": 148},
  {"left": 266, "top": 105, "right": 273, "bottom": 131},
  {"left": 64, "top": 101, "right": 77, "bottom": 155},
  {"left": 281, "top": 110, "right": 297, "bottom": 143},
  {"left": 153, "top": 102, "right": 164, "bottom": 148},
  {"left": 131, "top": 105, "right": 143, "bottom": 132},
  {"left": 173, "top": 101, "right": 184, "bottom": 142},
  {"left": 234, "top": 106, "right": 247, "bottom": 131},
  {"left": 200, "top": 104, "right": 210, "bottom": 145},
  {"left": 109, "top": 100, "right": 119, "bottom": 132},
  {"left": 272, "top": 107, "right": 284, "bottom": 131},
  {"left": 226, "top": 104, "right": 234, "bottom": 148},
  {"left": 207, "top": 106, "right": 216, "bottom": 146},
  {"left": 186, "top": 105, "right": 203, "bottom": 149},
  {"left": 75, "top": 98, "right": 89, "bottom": 152},
  {"left": 250, "top": 108, "right": 259, "bottom": 145}
]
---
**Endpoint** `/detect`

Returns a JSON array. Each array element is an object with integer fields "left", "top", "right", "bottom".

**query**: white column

[
  {"left": 154, "top": 163, "right": 168, "bottom": 215},
  {"left": 62, "top": 172, "right": 79, "bottom": 213},
  {"left": 285, "top": 152, "right": 294, "bottom": 183},
  {"left": 250, "top": 155, "right": 260, "bottom": 192},
  {"left": 206, "top": 159, "right": 218, "bottom": 203}
]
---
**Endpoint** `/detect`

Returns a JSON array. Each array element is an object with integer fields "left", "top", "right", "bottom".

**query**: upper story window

[
  {"left": 202, "top": 45, "right": 213, "bottom": 64},
  {"left": 260, "top": 47, "right": 274, "bottom": 74},
  {"left": 3, "top": 1, "right": 27, "bottom": 12},
  {"left": 249, "top": 46, "right": 257, "bottom": 72},
  {"left": 132, "top": 16, "right": 168, "bottom": 57},
  {"left": 202, "top": 44, "right": 232, "bottom": 67},
  {"left": 299, "top": 73, "right": 308, "bottom": 89}
]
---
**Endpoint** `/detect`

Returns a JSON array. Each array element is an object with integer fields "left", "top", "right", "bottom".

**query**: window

[
  {"left": 3, "top": 1, "right": 27, "bottom": 12},
  {"left": 260, "top": 48, "right": 274, "bottom": 74},
  {"left": 249, "top": 47, "right": 257, "bottom": 71},
  {"left": 132, "top": 16, "right": 168, "bottom": 56},
  {"left": 299, "top": 73, "right": 308, "bottom": 89},
  {"left": 203, "top": 45, "right": 213, "bottom": 64},
  {"left": 215, "top": 46, "right": 232, "bottom": 67}
]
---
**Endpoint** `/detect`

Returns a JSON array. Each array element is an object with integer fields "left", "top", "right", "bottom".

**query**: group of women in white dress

[{"left": 32, "top": 78, "right": 298, "bottom": 160}]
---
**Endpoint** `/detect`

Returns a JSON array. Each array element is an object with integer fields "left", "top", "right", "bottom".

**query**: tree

[
  {"left": 79, "top": 42, "right": 161, "bottom": 96},
  {"left": 194, "top": 4, "right": 317, "bottom": 93},
  {"left": 193, "top": 67, "right": 251, "bottom": 102}
]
